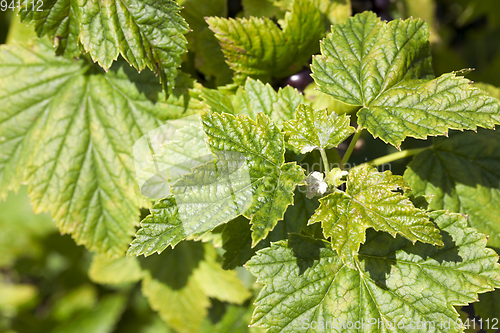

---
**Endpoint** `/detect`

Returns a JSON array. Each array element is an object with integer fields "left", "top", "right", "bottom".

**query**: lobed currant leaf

[
  {"left": 0, "top": 40, "right": 202, "bottom": 256},
  {"left": 309, "top": 164, "right": 443, "bottom": 268},
  {"left": 206, "top": 0, "right": 324, "bottom": 82},
  {"left": 312, "top": 11, "right": 500, "bottom": 148},
  {"left": 246, "top": 211, "right": 500, "bottom": 332},
  {"left": 283, "top": 103, "right": 355, "bottom": 154},
  {"left": 202, "top": 77, "right": 304, "bottom": 127},
  {"left": 129, "top": 151, "right": 258, "bottom": 256},
  {"left": 19, "top": 0, "right": 189, "bottom": 93},
  {"left": 201, "top": 112, "right": 304, "bottom": 246}
]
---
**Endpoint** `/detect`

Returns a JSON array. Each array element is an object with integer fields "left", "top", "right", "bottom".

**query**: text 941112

[{"left": 1, "top": 0, "right": 43, "bottom": 11}]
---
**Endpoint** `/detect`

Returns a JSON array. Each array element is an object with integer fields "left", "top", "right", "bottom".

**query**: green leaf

[
  {"left": 135, "top": 119, "right": 212, "bottom": 199},
  {"left": 129, "top": 151, "right": 256, "bottom": 256},
  {"left": 475, "top": 82, "right": 500, "bottom": 99},
  {"left": 0, "top": 40, "right": 202, "bottom": 256},
  {"left": 400, "top": 0, "right": 438, "bottom": 43},
  {"left": 206, "top": 0, "right": 324, "bottom": 82},
  {"left": 309, "top": 164, "right": 442, "bottom": 268},
  {"left": 246, "top": 211, "right": 500, "bottom": 333},
  {"left": 53, "top": 294, "right": 127, "bottom": 333},
  {"left": 242, "top": 0, "right": 282, "bottom": 18},
  {"left": 199, "top": 304, "right": 265, "bottom": 333},
  {"left": 0, "top": 187, "right": 55, "bottom": 268},
  {"left": 315, "top": 0, "right": 351, "bottom": 25},
  {"left": 89, "top": 254, "right": 144, "bottom": 284},
  {"left": 19, "top": 0, "right": 189, "bottom": 93},
  {"left": 359, "top": 73, "right": 500, "bottom": 148},
  {"left": 312, "top": 11, "right": 432, "bottom": 106},
  {"left": 51, "top": 285, "right": 98, "bottom": 321},
  {"left": 0, "top": 281, "right": 37, "bottom": 311},
  {"left": 245, "top": 0, "right": 351, "bottom": 26},
  {"left": 221, "top": 189, "right": 317, "bottom": 269},
  {"left": 128, "top": 197, "right": 185, "bottom": 257},
  {"left": 141, "top": 242, "right": 250, "bottom": 333},
  {"left": 404, "top": 129, "right": 500, "bottom": 248},
  {"left": 202, "top": 78, "right": 304, "bottom": 127},
  {"left": 303, "top": 82, "right": 359, "bottom": 115},
  {"left": 202, "top": 112, "right": 304, "bottom": 246},
  {"left": 271, "top": 189, "right": 318, "bottom": 240},
  {"left": 312, "top": 12, "right": 500, "bottom": 147},
  {"left": 193, "top": 245, "right": 252, "bottom": 304},
  {"left": 283, "top": 104, "right": 355, "bottom": 153}
]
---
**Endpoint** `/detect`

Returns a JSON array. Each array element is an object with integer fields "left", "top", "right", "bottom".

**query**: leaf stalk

[
  {"left": 366, "top": 146, "right": 432, "bottom": 166},
  {"left": 319, "top": 148, "right": 330, "bottom": 174},
  {"left": 340, "top": 125, "right": 363, "bottom": 169}
]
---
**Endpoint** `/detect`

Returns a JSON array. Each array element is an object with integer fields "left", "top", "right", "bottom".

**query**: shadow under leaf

[
  {"left": 139, "top": 241, "right": 204, "bottom": 290},
  {"left": 359, "top": 227, "right": 462, "bottom": 289}
]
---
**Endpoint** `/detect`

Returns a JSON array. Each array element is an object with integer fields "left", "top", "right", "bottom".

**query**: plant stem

[
  {"left": 366, "top": 146, "right": 432, "bottom": 166},
  {"left": 319, "top": 148, "right": 330, "bottom": 174},
  {"left": 340, "top": 125, "right": 363, "bottom": 169}
]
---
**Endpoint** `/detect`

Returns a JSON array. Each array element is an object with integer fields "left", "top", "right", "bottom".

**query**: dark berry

[{"left": 284, "top": 69, "right": 313, "bottom": 92}]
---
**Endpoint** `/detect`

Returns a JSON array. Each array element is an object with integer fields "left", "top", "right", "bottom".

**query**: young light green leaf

[
  {"left": 246, "top": 211, "right": 500, "bottom": 333},
  {"left": 199, "top": 304, "right": 265, "bottom": 333},
  {"left": 137, "top": 122, "right": 213, "bottom": 200},
  {"left": 201, "top": 88, "right": 236, "bottom": 115},
  {"left": 303, "top": 82, "right": 359, "bottom": 115},
  {"left": 244, "top": 0, "right": 351, "bottom": 26},
  {"left": 404, "top": 129, "right": 500, "bottom": 248},
  {"left": 193, "top": 244, "right": 252, "bottom": 304},
  {"left": 0, "top": 282, "right": 37, "bottom": 311},
  {"left": 309, "top": 164, "right": 442, "bottom": 268},
  {"left": 312, "top": 12, "right": 500, "bottom": 147},
  {"left": 316, "top": 0, "right": 352, "bottom": 25},
  {"left": 51, "top": 285, "right": 98, "bottom": 322},
  {"left": 206, "top": 0, "right": 324, "bottom": 82},
  {"left": 128, "top": 197, "right": 185, "bottom": 257},
  {"left": 89, "top": 254, "right": 144, "bottom": 285},
  {"left": 201, "top": 112, "right": 304, "bottom": 246},
  {"left": 20, "top": 0, "right": 189, "bottom": 93},
  {"left": 53, "top": 294, "right": 127, "bottom": 333},
  {"left": 0, "top": 40, "right": 202, "bottom": 256},
  {"left": 475, "top": 82, "right": 500, "bottom": 99},
  {"left": 325, "top": 168, "right": 348, "bottom": 187},
  {"left": 141, "top": 242, "right": 250, "bottom": 333},
  {"left": 202, "top": 78, "right": 304, "bottom": 127},
  {"left": 242, "top": 0, "right": 283, "bottom": 18},
  {"left": 283, "top": 104, "right": 355, "bottom": 153}
]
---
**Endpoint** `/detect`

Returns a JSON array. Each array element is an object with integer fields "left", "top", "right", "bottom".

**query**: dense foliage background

[{"left": 2, "top": 0, "right": 500, "bottom": 332}]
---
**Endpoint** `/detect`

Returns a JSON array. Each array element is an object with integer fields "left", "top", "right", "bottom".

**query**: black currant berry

[{"left": 284, "top": 69, "right": 313, "bottom": 92}]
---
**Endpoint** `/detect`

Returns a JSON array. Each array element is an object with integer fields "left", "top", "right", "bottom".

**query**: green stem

[
  {"left": 366, "top": 147, "right": 431, "bottom": 166},
  {"left": 319, "top": 148, "right": 330, "bottom": 174},
  {"left": 340, "top": 125, "right": 363, "bottom": 169}
]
